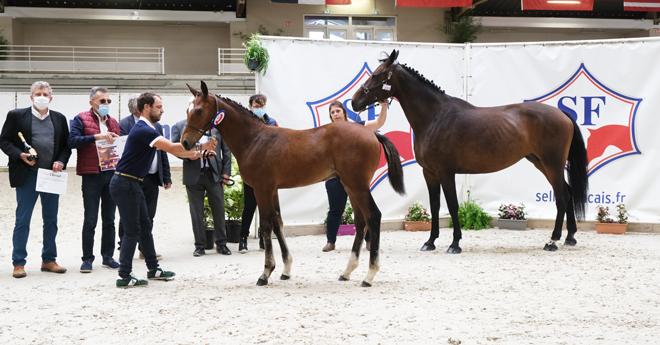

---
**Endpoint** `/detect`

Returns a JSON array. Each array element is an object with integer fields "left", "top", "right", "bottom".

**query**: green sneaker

[
  {"left": 116, "top": 274, "right": 148, "bottom": 288},
  {"left": 147, "top": 266, "right": 176, "bottom": 280}
]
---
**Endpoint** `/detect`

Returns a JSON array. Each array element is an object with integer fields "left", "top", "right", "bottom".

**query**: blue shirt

[{"left": 116, "top": 118, "right": 162, "bottom": 178}]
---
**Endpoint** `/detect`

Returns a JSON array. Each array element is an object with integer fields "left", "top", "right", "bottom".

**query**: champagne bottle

[{"left": 17, "top": 132, "right": 38, "bottom": 162}]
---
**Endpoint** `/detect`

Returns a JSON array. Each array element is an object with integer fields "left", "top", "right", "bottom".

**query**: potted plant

[
  {"left": 224, "top": 157, "right": 243, "bottom": 243},
  {"left": 497, "top": 202, "right": 527, "bottom": 230},
  {"left": 242, "top": 33, "right": 269, "bottom": 75},
  {"left": 449, "top": 191, "right": 492, "bottom": 230},
  {"left": 325, "top": 201, "right": 355, "bottom": 236},
  {"left": 595, "top": 203, "right": 628, "bottom": 235},
  {"left": 404, "top": 201, "right": 432, "bottom": 231}
]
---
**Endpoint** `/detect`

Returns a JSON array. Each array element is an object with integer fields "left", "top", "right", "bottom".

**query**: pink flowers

[{"left": 498, "top": 203, "right": 526, "bottom": 220}]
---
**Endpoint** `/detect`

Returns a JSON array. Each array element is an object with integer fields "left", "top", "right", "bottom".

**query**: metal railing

[
  {"left": 218, "top": 48, "right": 251, "bottom": 75},
  {"left": 0, "top": 45, "right": 165, "bottom": 74}
]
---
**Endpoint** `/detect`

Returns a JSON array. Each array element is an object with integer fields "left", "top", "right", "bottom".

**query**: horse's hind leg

[
  {"left": 272, "top": 193, "right": 293, "bottom": 280},
  {"left": 440, "top": 174, "right": 462, "bottom": 254},
  {"left": 564, "top": 183, "right": 578, "bottom": 246},
  {"left": 528, "top": 157, "right": 568, "bottom": 251},
  {"left": 361, "top": 194, "right": 381, "bottom": 287},
  {"left": 421, "top": 169, "right": 441, "bottom": 252},
  {"left": 339, "top": 204, "right": 365, "bottom": 282}
]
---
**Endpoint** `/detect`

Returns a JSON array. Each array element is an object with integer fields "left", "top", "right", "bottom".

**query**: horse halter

[
  {"left": 359, "top": 61, "right": 398, "bottom": 112},
  {"left": 184, "top": 94, "right": 221, "bottom": 141}
]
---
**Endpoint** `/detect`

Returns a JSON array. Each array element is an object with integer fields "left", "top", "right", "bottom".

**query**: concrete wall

[{"left": 11, "top": 19, "right": 230, "bottom": 75}]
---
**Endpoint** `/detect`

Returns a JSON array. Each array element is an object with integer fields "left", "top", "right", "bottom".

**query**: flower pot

[
  {"left": 404, "top": 221, "right": 431, "bottom": 231},
  {"left": 226, "top": 221, "right": 242, "bottom": 243},
  {"left": 205, "top": 227, "right": 215, "bottom": 249},
  {"left": 596, "top": 222, "right": 627, "bottom": 235},
  {"left": 337, "top": 224, "right": 356, "bottom": 236},
  {"left": 497, "top": 219, "right": 527, "bottom": 230},
  {"left": 248, "top": 58, "right": 259, "bottom": 71}
]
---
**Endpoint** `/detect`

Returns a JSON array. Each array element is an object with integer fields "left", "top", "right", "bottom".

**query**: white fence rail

[
  {"left": 0, "top": 45, "right": 165, "bottom": 74},
  {"left": 218, "top": 48, "right": 251, "bottom": 75}
]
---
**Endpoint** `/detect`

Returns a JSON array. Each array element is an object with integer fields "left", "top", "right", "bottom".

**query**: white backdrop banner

[{"left": 258, "top": 36, "right": 660, "bottom": 225}]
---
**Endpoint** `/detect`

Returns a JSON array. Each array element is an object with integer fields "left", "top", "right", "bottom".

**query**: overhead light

[
  {"left": 164, "top": 22, "right": 195, "bottom": 27},
  {"left": 55, "top": 20, "right": 88, "bottom": 25},
  {"left": 489, "top": 28, "right": 517, "bottom": 32},
  {"left": 547, "top": 1, "right": 581, "bottom": 3},
  {"left": 131, "top": 11, "right": 139, "bottom": 20}
]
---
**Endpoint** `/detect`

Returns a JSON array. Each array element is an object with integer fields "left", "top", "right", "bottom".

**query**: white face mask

[{"left": 33, "top": 96, "right": 50, "bottom": 111}]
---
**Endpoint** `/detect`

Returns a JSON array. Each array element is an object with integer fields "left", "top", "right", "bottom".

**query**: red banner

[
  {"left": 522, "top": 0, "right": 594, "bottom": 11},
  {"left": 395, "top": 0, "right": 473, "bottom": 7},
  {"left": 624, "top": 0, "right": 660, "bottom": 11}
]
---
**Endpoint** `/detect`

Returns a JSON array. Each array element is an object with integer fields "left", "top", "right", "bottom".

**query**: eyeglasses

[{"left": 95, "top": 99, "right": 112, "bottom": 105}]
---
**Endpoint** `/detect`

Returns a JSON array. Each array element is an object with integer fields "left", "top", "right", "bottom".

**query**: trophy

[{"left": 18, "top": 132, "right": 38, "bottom": 161}]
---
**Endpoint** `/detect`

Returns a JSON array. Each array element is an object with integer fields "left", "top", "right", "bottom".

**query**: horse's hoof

[
  {"left": 544, "top": 243, "right": 558, "bottom": 252},
  {"left": 338, "top": 275, "right": 349, "bottom": 281},
  {"left": 446, "top": 246, "right": 462, "bottom": 254},
  {"left": 361, "top": 281, "right": 372, "bottom": 287},
  {"left": 564, "top": 238, "right": 577, "bottom": 246},
  {"left": 420, "top": 243, "right": 436, "bottom": 251},
  {"left": 256, "top": 278, "right": 268, "bottom": 286},
  {"left": 280, "top": 274, "right": 290, "bottom": 280}
]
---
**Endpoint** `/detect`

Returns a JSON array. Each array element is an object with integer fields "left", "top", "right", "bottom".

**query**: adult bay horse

[
  {"left": 181, "top": 81, "right": 405, "bottom": 287},
  {"left": 352, "top": 50, "right": 588, "bottom": 253}
]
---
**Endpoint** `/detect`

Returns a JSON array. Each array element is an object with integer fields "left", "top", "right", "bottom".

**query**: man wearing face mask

[
  {"left": 68, "top": 87, "right": 121, "bottom": 273},
  {"left": 0, "top": 81, "right": 72, "bottom": 278},
  {"left": 238, "top": 94, "right": 278, "bottom": 253}
]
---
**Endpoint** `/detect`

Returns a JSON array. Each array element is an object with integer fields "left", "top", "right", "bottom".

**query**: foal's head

[
  {"left": 181, "top": 81, "right": 217, "bottom": 150},
  {"left": 351, "top": 49, "right": 399, "bottom": 112}
]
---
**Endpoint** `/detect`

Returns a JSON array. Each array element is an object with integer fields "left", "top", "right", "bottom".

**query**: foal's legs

[
  {"left": 340, "top": 189, "right": 381, "bottom": 287},
  {"left": 271, "top": 193, "right": 293, "bottom": 280},
  {"left": 421, "top": 169, "right": 441, "bottom": 252},
  {"left": 255, "top": 190, "right": 277, "bottom": 286},
  {"left": 440, "top": 174, "right": 462, "bottom": 254},
  {"left": 339, "top": 204, "right": 365, "bottom": 282}
]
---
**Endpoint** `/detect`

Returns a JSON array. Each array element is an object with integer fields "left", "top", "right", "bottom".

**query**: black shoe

[
  {"left": 238, "top": 237, "right": 248, "bottom": 254},
  {"left": 258, "top": 237, "right": 265, "bottom": 251},
  {"left": 193, "top": 248, "right": 206, "bottom": 257},
  {"left": 216, "top": 244, "right": 232, "bottom": 255}
]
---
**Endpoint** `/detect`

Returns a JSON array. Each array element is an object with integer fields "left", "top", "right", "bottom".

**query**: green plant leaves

[
  {"left": 449, "top": 191, "right": 492, "bottom": 230},
  {"left": 242, "top": 33, "right": 270, "bottom": 76}
]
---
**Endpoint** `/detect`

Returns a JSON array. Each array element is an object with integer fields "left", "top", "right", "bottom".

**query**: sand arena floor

[{"left": 1, "top": 171, "right": 659, "bottom": 344}]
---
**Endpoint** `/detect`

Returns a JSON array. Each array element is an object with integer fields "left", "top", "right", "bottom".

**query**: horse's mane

[
  {"left": 400, "top": 63, "right": 445, "bottom": 94},
  {"left": 212, "top": 93, "right": 265, "bottom": 125}
]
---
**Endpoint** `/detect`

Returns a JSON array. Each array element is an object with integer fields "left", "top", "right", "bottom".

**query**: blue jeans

[
  {"left": 81, "top": 170, "right": 116, "bottom": 263},
  {"left": 12, "top": 170, "right": 60, "bottom": 267},
  {"left": 325, "top": 178, "right": 370, "bottom": 244},
  {"left": 109, "top": 175, "right": 158, "bottom": 278}
]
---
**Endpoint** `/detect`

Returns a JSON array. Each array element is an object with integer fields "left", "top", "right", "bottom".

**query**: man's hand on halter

[{"left": 201, "top": 140, "right": 217, "bottom": 151}]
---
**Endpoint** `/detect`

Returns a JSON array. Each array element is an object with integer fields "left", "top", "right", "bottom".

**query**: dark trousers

[
  {"left": 325, "top": 177, "right": 370, "bottom": 244},
  {"left": 12, "top": 170, "right": 59, "bottom": 266},
  {"left": 110, "top": 175, "right": 158, "bottom": 278},
  {"left": 240, "top": 182, "right": 258, "bottom": 238},
  {"left": 81, "top": 170, "right": 116, "bottom": 263},
  {"left": 186, "top": 169, "right": 227, "bottom": 249},
  {"left": 117, "top": 173, "right": 160, "bottom": 250}
]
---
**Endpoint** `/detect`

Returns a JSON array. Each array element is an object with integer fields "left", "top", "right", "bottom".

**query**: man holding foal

[{"left": 110, "top": 92, "right": 216, "bottom": 287}]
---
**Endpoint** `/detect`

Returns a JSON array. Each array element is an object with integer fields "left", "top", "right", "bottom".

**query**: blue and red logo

[
  {"left": 525, "top": 63, "right": 642, "bottom": 176},
  {"left": 213, "top": 110, "right": 225, "bottom": 126},
  {"left": 306, "top": 62, "right": 416, "bottom": 190}
]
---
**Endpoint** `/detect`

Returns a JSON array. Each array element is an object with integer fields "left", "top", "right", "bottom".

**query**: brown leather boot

[
  {"left": 41, "top": 261, "right": 67, "bottom": 273},
  {"left": 322, "top": 243, "right": 335, "bottom": 252},
  {"left": 13, "top": 265, "right": 26, "bottom": 278}
]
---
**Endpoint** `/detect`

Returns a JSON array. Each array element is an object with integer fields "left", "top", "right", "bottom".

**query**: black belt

[{"left": 114, "top": 171, "right": 144, "bottom": 182}]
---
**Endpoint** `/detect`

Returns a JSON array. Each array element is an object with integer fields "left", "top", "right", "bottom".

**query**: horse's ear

[
  {"left": 187, "top": 84, "right": 198, "bottom": 97},
  {"left": 200, "top": 81, "right": 209, "bottom": 97},
  {"left": 386, "top": 49, "right": 398, "bottom": 67}
]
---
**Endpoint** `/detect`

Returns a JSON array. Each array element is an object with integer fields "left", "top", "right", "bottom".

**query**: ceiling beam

[
  {"left": 0, "top": 7, "right": 245, "bottom": 23},
  {"left": 479, "top": 16, "right": 659, "bottom": 30}
]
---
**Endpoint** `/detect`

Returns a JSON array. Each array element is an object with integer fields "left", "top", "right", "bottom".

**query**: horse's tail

[
  {"left": 564, "top": 111, "right": 589, "bottom": 221},
  {"left": 376, "top": 133, "right": 406, "bottom": 195}
]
